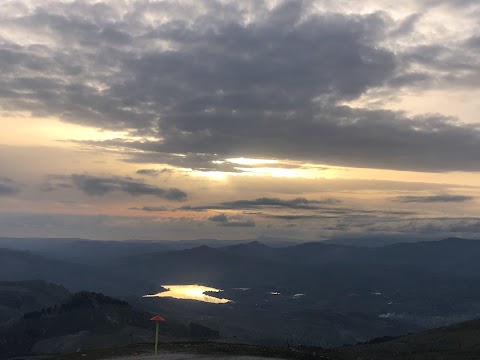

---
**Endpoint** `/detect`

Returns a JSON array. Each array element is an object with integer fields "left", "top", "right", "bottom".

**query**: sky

[{"left": 0, "top": 0, "right": 480, "bottom": 241}]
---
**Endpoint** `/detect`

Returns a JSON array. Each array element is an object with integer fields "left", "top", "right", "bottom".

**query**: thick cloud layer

[
  {"left": 1, "top": 1, "right": 480, "bottom": 240},
  {"left": 1, "top": 1, "right": 479, "bottom": 172}
]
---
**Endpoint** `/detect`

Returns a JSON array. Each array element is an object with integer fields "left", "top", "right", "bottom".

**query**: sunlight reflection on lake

[{"left": 143, "top": 284, "right": 232, "bottom": 304}]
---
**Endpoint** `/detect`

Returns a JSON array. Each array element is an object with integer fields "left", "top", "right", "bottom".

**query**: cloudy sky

[{"left": 1, "top": 0, "right": 480, "bottom": 241}]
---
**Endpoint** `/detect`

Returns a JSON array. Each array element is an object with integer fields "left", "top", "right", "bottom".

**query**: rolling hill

[
  {"left": 0, "top": 248, "right": 155, "bottom": 296},
  {"left": 0, "top": 280, "right": 70, "bottom": 325}
]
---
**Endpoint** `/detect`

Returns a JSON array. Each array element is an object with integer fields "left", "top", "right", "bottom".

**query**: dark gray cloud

[
  {"left": 78, "top": 107, "right": 480, "bottom": 173},
  {"left": 393, "top": 43, "right": 480, "bottom": 90},
  {"left": 136, "top": 168, "right": 170, "bottom": 177},
  {"left": 388, "top": 13, "right": 421, "bottom": 38},
  {"left": 45, "top": 174, "right": 188, "bottom": 200},
  {"left": 207, "top": 212, "right": 255, "bottom": 227},
  {"left": 58, "top": 200, "right": 82, "bottom": 207},
  {"left": 222, "top": 197, "right": 341, "bottom": 209},
  {"left": 182, "top": 197, "right": 340, "bottom": 211},
  {"left": 185, "top": 197, "right": 422, "bottom": 229},
  {"left": 136, "top": 169, "right": 160, "bottom": 177},
  {"left": 125, "top": 153, "right": 245, "bottom": 173},
  {"left": 130, "top": 206, "right": 169, "bottom": 212},
  {"left": 263, "top": 214, "right": 340, "bottom": 220},
  {"left": 393, "top": 194, "right": 474, "bottom": 203},
  {"left": 39, "top": 180, "right": 73, "bottom": 192},
  {"left": 220, "top": 221, "right": 256, "bottom": 228},
  {"left": 70, "top": 174, "right": 187, "bottom": 200},
  {"left": 0, "top": 177, "right": 19, "bottom": 196},
  {"left": 466, "top": 36, "right": 480, "bottom": 50},
  {"left": 421, "top": 0, "right": 480, "bottom": 7},
  {"left": 208, "top": 213, "right": 229, "bottom": 223},
  {"left": 1, "top": 1, "right": 479, "bottom": 172}
]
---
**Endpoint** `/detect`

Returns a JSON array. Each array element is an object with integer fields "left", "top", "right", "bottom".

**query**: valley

[{"left": 2, "top": 236, "right": 480, "bottom": 357}]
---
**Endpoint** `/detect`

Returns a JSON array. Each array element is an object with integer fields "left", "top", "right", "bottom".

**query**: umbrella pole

[{"left": 155, "top": 321, "right": 159, "bottom": 360}]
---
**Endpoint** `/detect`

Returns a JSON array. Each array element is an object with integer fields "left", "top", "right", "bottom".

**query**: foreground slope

[
  {"left": 341, "top": 317, "right": 480, "bottom": 360},
  {"left": 0, "top": 289, "right": 223, "bottom": 359},
  {"left": 0, "top": 292, "right": 166, "bottom": 358}
]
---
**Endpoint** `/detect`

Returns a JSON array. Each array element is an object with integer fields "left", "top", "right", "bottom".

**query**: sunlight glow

[
  {"left": 235, "top": 166, "right": 340, "bottom": 179},
  {"left": 227, "top": 157, "right": 279, "bottom": 165},
  {"left": 143, "top": 284, "right": 232, "bottom": 304},
  {"left": 0, "top": 113, "right": 131, "bottom": 146},
  {"left": 189, "top": 170, "right": 229, "bottom": 180}
]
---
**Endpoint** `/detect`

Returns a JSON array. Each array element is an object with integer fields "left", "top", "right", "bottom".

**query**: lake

[{"left": 144, "top": 284, "right": 232, "bottom": 304}]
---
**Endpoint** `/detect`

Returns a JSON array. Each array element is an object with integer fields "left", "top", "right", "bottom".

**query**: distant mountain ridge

[
  {"left": 114, "top": 244, "right": 292, "bottom": 288},
  {"left": 3, "top": 236, "right": 480, "bottom": 350},
  {"left": 223, "top": 237, "right": 480, "bottom": 276},
  {"left": 0, "top": 236, "right": 298, "bottom": 265}
]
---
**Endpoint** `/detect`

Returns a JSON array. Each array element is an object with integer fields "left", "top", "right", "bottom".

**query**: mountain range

[{"left": 2, "top": 236, "right": 480, "bottom": 349}]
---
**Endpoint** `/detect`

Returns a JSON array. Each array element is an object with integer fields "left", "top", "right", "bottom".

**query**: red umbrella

[{"left": 150, "top": 315, "right": 166, "bottom": 359}]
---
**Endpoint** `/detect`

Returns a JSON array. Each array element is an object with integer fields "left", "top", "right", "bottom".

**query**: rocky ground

[{"left": 49, "top": 342, "right": 340, "bottom": 360}]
